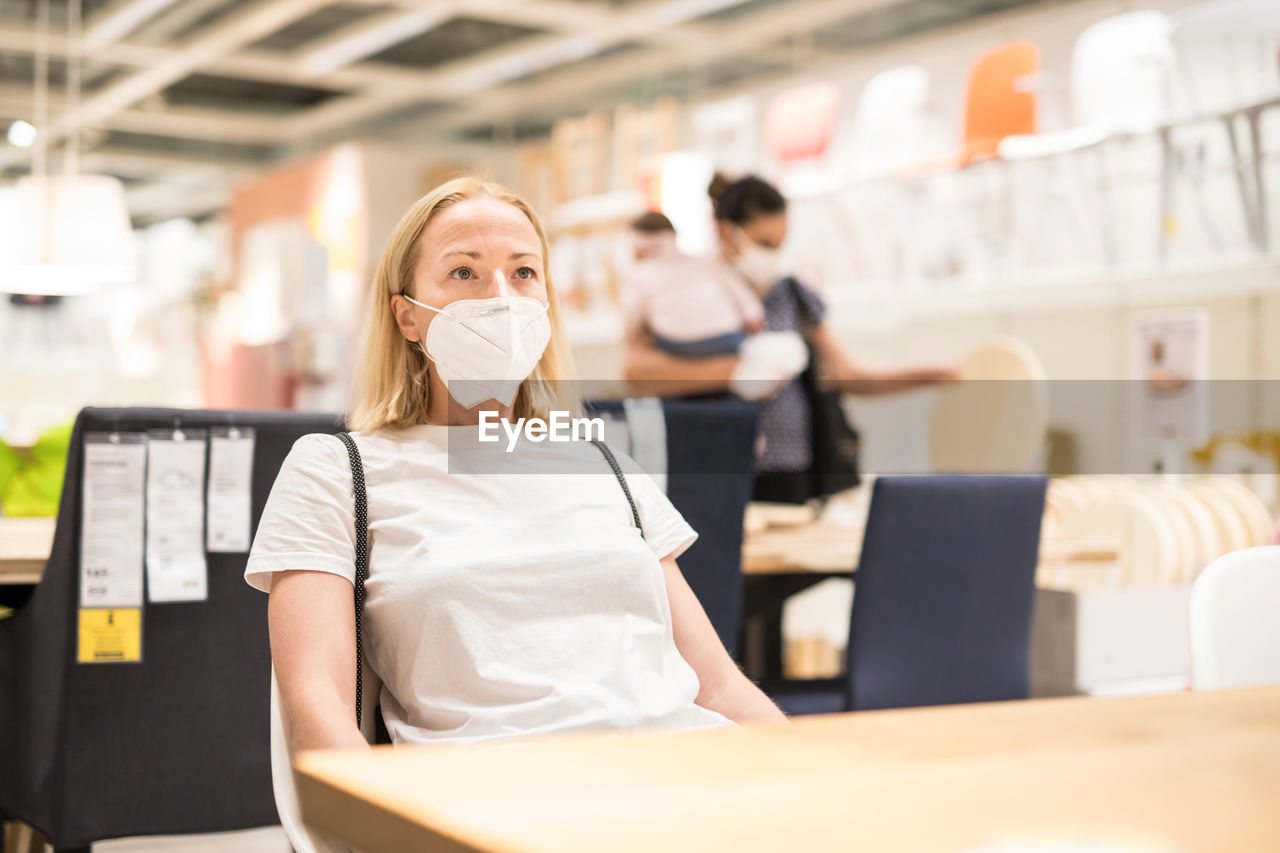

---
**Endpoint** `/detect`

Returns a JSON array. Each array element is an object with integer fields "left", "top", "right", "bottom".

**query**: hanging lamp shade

[{"left": 0, "top": 174, "right": 137, "bottom": 295}]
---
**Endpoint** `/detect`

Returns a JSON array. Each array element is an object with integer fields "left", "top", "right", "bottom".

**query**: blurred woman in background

[{"left": 624, "top": 173, "right": 956, "bottom": 504}]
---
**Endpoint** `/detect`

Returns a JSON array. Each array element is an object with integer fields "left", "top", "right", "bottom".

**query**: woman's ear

[
  {"left": 390, "top": 294, "right": 422, "bottom": 343},
  {"left": 716, "top": 221, "right": 739, "bottom": 259}
]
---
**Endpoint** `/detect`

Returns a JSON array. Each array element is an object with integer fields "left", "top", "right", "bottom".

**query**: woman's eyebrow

[{"left": 439, "top": 251, "right": 539, "bottom": 261}]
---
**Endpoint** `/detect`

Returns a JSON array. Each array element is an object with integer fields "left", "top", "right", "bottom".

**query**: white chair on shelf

[
  {"left": 997, "top": 12, "right": 1175, "bottom": 270},
  {"left": 846, "top": 65, "right": 935, "bottom": 180},
  {"left": 840, "top": 66, "right": 947, "bottom": 285},
  {"left": 271, "top": 661, "right": 382, "bottom": 853},
  {"left": 999, "top": 11, "right": 1175, "bottom": 160},
  {"left": 1189, "top": 546, "right": 1280, "bottom": 689}
]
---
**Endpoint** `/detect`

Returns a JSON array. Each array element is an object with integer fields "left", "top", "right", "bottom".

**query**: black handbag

[{"left": 786, "top": 278, "right": 862, "bottom": 500}]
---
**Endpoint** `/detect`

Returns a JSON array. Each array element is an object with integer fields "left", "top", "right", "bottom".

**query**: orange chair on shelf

[{"left": 961, "top": 40, "right": 1040, "bottom": 165}]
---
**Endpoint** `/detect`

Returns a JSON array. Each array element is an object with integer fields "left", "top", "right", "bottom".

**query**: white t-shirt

[{"left": 245, "top": 425, "right": 732, "bottom": 745}]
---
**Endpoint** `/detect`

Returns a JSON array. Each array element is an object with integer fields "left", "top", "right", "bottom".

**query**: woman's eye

[
  {"left": 514, "top": 266, "right": 537, "bottom": 280},
  {"left": 449, "top": 266, "right": 474, "bottom": 280}
]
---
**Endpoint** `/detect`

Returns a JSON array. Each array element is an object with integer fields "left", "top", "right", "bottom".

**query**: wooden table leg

[
  {"left": 4, "top": 821, "right": 47, "bottom": 853},
  {"left": 742, "top": 572, "right": 852, "bottom": 681}
]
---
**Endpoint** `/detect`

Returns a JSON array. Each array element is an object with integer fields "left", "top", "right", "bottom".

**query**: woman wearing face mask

[
  {"left": 624, "top": 174, "right": 957, "bottom": 504},
  {"left": 249, "top": 177, "right": 784, "bottom": 754}
]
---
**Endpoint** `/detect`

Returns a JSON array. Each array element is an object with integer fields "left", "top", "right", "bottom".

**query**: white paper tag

[
  {"left": 206, "top": 428, "right": 255, "bottom": 553},
  {"left": 146, "top": 430, "right": 208, "bottom": 603},
  {"left": 79, "top": 435, "right": 147, "bottom": 609}
]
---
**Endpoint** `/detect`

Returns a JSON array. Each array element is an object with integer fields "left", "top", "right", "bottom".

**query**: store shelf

[
  {"left": 563, "top": 260, "right": 1280, "bottom": 348},
  {"left": 825, "top": 259, "right": 1280, "bottom": 329},
  {"left": 548, "top": 191, "right": 646, "bottom": 232}
]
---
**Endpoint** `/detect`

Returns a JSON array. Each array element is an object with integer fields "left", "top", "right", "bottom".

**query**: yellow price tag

[{"left": 78, "top": 608, "right": 142, "bottom": 663}]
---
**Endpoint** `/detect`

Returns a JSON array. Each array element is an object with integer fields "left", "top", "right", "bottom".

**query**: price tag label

[{"left": 78, "top": 608, "right": 142, "bottom": 664}]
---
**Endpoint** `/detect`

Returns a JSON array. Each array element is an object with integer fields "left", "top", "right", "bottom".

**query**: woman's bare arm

[
  {"left": 269, "top": 570, "right": 370, "bottom": 753},
  {"left": 621, "top": 331, "right": 739, "bottom": 397},
  {"left": 662, "top": 554, "right": 787, "bottom": 724},
  {"left": 809, "top": 324, "right": 958, "bottom": 396}
]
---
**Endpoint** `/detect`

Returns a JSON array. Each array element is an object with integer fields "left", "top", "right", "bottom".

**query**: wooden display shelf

[{"left": 0, "top": 516, "right": 54, "bottom": 585}]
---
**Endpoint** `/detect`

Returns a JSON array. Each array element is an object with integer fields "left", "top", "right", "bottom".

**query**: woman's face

[
  {"left": 392, "top": 195, "right": 548, "bottom": 344},
  {"left": 718, "top": 211, "right": 788, "bottom": 259}
]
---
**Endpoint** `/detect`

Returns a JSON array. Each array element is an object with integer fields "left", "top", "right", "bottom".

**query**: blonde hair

[{"left": 348, "top": 177, "right": 580, "bottom": 432}]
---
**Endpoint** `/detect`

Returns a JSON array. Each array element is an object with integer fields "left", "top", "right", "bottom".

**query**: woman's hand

[
  {"left": 914, "top": 365, "right": 962, "bottom": 384},
  {"left": 809, "top": 325, "right": 961, "bottom": 395},
  {"left": 729, "top": 331, "right": 808, "bottom": 401},
  {"left": 662, "top": 555, "right": 788, "bottom": 725}
]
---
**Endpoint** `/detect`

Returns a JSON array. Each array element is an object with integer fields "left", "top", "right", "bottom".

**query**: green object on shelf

[
  {"left": 0, "top": 604, "right": 12, "bottom": 621},
  {"left": 0, "top": 424, "right": 73, "bottom": 518},
  {"left": 0, "top": 440, "right": 19, "bottom": 497}
]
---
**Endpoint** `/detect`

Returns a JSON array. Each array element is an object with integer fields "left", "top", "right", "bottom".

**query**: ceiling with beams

[{"left": 0, "top": 0, "right": 1048, "bottom": 224}]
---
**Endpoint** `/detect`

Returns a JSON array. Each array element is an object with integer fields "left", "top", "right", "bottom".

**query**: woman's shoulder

[{"left": 286, "top": 432, "right": 347, "bottom": 463}]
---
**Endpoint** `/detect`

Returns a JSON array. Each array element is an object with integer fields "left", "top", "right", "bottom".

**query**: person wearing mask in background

[
  {"left": 624, "top": 173, "right": 958, "bottom": 504},
  {"left": 252, "top": 177, "right": 785, "bottom": 754}
]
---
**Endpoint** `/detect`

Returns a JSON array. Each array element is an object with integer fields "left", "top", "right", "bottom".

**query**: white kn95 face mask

[
  {"left": 733, "top": 233, "right": 786, "bottom": 295},
  {"left": 403, "top": 293, "right": 551, "bottom": 409}
]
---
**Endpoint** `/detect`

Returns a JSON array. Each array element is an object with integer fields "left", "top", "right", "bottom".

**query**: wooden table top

[
  {"left": 741, "top": 519, "right": 1119, "bottom": 575},
  {"left": 0, "top": 517, "right": 54, "bottom": 585},
  {"left": 294, "top": 686, "right": 1280, "bottom": 853}
]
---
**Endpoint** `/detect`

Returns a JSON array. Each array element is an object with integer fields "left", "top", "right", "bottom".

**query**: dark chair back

[
  {"left": 847, "top": 475, "right": 1047, "bottom": 711},
  {"left": 588, "top": 398, "right": 758, "bottom": 658},
  {"left": 0, "top": 406, "right": 344, "bottom": 849}
]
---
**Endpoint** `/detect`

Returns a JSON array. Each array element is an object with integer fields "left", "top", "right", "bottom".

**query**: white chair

[
  {"left": 847, "top": 66, "right": 935, "bottom": 180},
  {"left": 271, "top": 661, "right": 382, "bottom": 853},
  {"left": 999, "top": 11, "right": 1175, "bottom": 160},
  {"left": 1190, "top": 546, "right": 1280, "bottom": 689}
]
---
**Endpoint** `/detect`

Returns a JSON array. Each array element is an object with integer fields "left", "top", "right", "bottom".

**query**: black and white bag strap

[
  {"left": 335, "top": 431, "right": 369, "bottom": 730},
  {"left": 590, "top": 439, "right": 644, "bottom": 539}
]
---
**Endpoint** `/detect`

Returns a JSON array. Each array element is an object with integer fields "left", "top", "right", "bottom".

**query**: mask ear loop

[{"left": 402, "top": 292, "right": 506, "bottom": 352}]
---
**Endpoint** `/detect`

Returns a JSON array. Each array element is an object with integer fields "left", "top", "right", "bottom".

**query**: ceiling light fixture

[
  {"left": 6, "top": 120, "right": 37, "bottom": 148},
  {"left": 0, "top": 0, "right": 136, "bottom": 296}
]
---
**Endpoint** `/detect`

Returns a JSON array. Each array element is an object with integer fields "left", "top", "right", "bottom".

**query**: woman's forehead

[
  {"left": 744, "top": 211, "right": 787, "bottom": 244},
  {"left": 421, "top": 196, "right": 541, "bottom": 258}
]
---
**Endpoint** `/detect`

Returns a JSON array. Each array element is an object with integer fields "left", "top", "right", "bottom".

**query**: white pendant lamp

[{"left": 0, "top": 0, "right": 136, "bottom": 296}]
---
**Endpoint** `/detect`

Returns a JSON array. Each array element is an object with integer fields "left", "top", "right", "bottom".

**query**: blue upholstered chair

[{"left": 768, "top": 475, "right": 1048, "bottom": 715}]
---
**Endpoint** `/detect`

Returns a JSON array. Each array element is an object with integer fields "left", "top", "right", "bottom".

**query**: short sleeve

[
  {"left": 614, "top": 449, "right": 698, "bottom": 562},
  {"left": 244, "top": 434, "right": 357, "bottom": 593}
]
